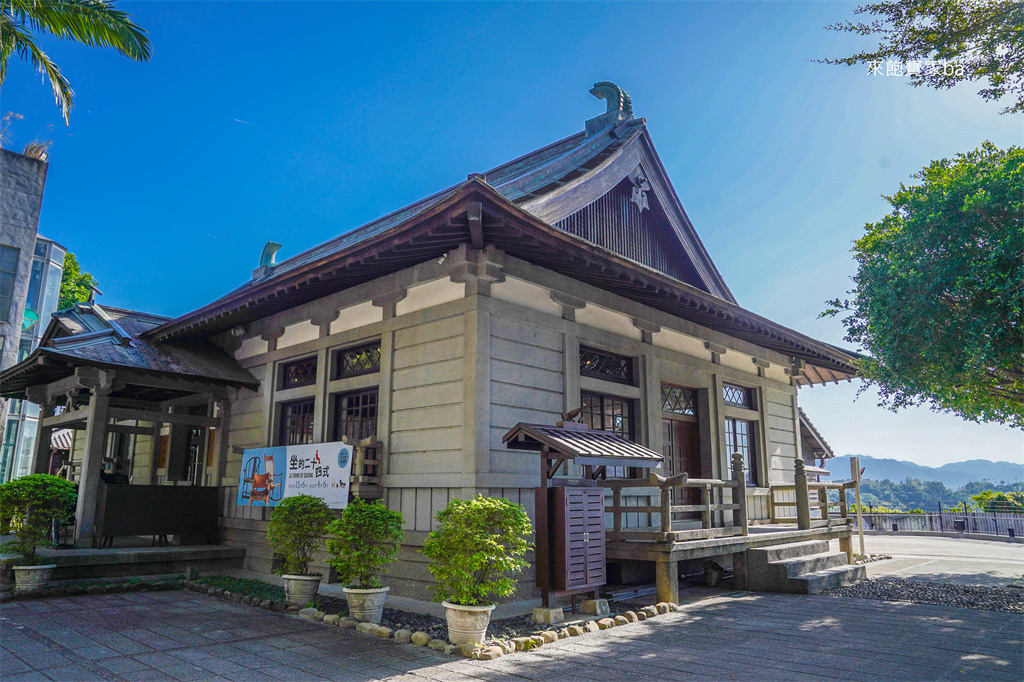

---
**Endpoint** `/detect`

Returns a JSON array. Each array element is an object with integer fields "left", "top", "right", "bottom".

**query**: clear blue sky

[{"left": 2, "top": 1, "right": 1021, "bottom": 468}]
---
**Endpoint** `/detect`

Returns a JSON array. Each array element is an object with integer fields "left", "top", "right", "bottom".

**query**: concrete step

[
  {"left": 774, "top": 551, "right": 849, "bottom": 578},
  {"left": 747, "top": 540, "right": 829, "bottom": 563},
  {"left": 792, "top": 564, "right": 867, "bottom": 594}
]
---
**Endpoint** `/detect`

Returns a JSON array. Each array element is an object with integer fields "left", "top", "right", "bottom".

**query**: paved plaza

[{"left": 2, "top": 588, "right": 1021, "bottom": 681}]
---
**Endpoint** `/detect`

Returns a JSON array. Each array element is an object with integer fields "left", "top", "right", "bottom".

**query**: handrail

[{"left": 599, "top": 453, "right": 749, "bottom": 543}]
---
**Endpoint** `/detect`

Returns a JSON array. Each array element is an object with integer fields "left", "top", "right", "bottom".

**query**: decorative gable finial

[
  {"left": 590, "top": 81, "right": 633, "bottom": 118},
  {"left": 629, "top": 166, "right": 650, "bottom": 212},
  {"left": 585, "top": 81, "right": 634, "bottom": 138}
]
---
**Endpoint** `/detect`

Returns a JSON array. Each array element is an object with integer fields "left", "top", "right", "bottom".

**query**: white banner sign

[{"left": 237, "top": 441, "right": 355, "bottom": 509}]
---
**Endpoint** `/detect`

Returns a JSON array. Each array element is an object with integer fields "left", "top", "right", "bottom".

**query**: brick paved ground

[{"left": 2, "top": 590, "right": 1020, "bottom": 681}]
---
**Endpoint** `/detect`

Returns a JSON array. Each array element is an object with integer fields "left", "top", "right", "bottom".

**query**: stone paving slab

[{"left": 2, "top": 589, "right": 1022, "bottom": 680}]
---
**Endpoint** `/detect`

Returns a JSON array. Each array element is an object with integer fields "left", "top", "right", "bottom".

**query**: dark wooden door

[
  {"left": 662, "top": 418, "right": 701, "bottom": 513},
  {"left": 554, "top": 487, "right": 606, "bottom": 591}
]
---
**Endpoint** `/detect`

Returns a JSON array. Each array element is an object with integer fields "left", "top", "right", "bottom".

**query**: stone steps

[{"left": 740, "top": 540, "right": 866, "bottom": 594}]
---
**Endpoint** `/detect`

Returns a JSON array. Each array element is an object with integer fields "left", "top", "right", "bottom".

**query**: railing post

[
  {"left": 613, "top": 486, "right": 622, "bottom": 534},
  {"left": 660, "top": 486, "right": 672, "bottom": 534},
  {"left": 818, "top": 488, "right": 828, "bottom": 520},
  {"left": 701, "top": 485, "right": 712, "bottom": 529},
  {"left": 838, "top": 486, "right": 853, "bottom": 562},
  {"left": 731, "top": 453, "right": 748, "bottom": 535},
  {"left": 794, "top": 459, "right": 810, "bottom": 531}
]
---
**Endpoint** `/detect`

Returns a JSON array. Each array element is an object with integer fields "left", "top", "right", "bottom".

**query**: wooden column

[
  {"left": 31, "top": 400, "right": 57, "bottom": 474},
  {"left": 74, "top": 390, "right": 111, "bottom": 547},
  {"left": 731, "top": 453, "right": 748, "bottom": 536},
  {"left": 794, "top": 458, "right": 810, "bottom": 531}
]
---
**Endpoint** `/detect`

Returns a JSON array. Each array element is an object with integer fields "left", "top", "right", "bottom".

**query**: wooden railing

[
  {"left": 769, "top": 459, "right": 856, "bottom": 530},
  {"left": 598, "top": 453, "right": 749, "bottom": 544}
]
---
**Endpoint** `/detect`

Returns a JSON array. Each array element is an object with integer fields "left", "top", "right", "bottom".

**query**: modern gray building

[{"left": 0, "top": 147, "right": 64, "bottom": 483}]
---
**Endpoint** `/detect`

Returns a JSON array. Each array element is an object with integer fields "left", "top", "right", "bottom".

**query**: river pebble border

[
  {"left": 823, "top": 576, "right": 1024, "bottom": 613},
  {"left": 181, "top": 580, "right": 681, "bottom": 660}
]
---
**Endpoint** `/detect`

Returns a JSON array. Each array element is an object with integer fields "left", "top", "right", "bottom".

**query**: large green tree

[
  {"left": 826, "top": 143, "right": 1024, "bottom": 427},
  {"left": 820, "top": 0, "right": 1024, "bottom": 114},
  {"left": 1, "top": 0, "right": 151, "bottom": 124},
  {"left": 58, "top": 251, "right": 96, "bottom": 310}
]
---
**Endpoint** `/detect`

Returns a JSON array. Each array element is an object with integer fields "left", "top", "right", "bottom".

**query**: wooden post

[
  {"left": 838, "top": 487, "right": 853, "bottom": 562},
  {"left": 818, "top": 487, "right": 828, "bottom": 520},
  {"left": 31, "top": 400, "right": 56, "bottom": 474},
  {"left": 701, "top": 484, "right": 712, "bottom": 529},
  {"left": 794, "top": 459, "right": 810, "bottom": 531},
  {"left": 660, "top": 486, "right": 672, "bottom": 534},
  {"left": 538, "top": 446, "right": 550, "bottom": 608},
  {"left": 851, "top": 456, "right": 865, "bottom": 557},
  {"left": 731, "top": 453, "right": 748, "bottom": 536},
  {"left": 74, "top": 390, "right": 111, "bottom": 547},
  {"left": 655, "top": 558, "right": 679, "bottom": 604},
  {"left": 612, "top": 486, "right": 622, "bottom": 534}
]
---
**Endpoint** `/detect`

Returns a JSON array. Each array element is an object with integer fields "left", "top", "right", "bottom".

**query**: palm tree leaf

[
  {"left": 3, "top": 17, "right": 74, "bottom": 123},
  {"left": 10, "top": 0, "right": 151, "bottom": 61}
]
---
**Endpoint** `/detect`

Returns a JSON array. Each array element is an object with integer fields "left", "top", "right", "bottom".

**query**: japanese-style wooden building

[{"left": 0, "top": 83, "right": 861, "bottom": 604}]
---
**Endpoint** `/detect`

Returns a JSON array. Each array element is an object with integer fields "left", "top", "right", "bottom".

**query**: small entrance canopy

[{"left": 503, "top": 421, "right": 662, "bottom": 478}]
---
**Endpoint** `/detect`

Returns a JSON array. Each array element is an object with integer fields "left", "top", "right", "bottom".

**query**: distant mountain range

[{"left": 826, "top": 455, "right": 1024, "bottom": 489}]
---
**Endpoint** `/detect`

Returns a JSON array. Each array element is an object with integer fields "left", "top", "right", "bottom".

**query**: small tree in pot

[
  {"left": 327, "top": 499, "right": 404, "bottom": 623},
  {"left": 421, "top": 495, "right": 533, "bottom": 646},
  {"left": 266, "top": 494, "right": 334, "bottom": 606},
  {"left": 0, "top": 474, "right": 77, "bottom": 591}
]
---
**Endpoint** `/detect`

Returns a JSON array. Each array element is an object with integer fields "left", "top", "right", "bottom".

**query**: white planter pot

[
  {"left": 13, "top": 564, "right": 56, "bottom": 591},
  {"left": 442, "top": 601, "right": 495, "bottom": 646},
  {"left": 343, "top": 586, "right": 389, "bottom": 623},
  {"left": 282, "top": 574, "right": 321, "bottom": 606}
]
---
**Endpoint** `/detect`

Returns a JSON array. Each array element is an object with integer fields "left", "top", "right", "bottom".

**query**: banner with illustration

[{"left": 235, "top": 441, "right": 354, "bottom": 509}]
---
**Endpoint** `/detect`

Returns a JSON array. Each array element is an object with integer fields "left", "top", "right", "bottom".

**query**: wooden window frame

[
  {"left": 333, "top": 342, "right": 382, "bottom": 380},
  {"left": 331, "top": 387, "right": 379, "bottom": 443},
  {"left": 722, "top": 382, "right": 753, "bottom": 409},
  {"left": 579, "top": 346, "right": 637, "bottom": 386},
  {"left": 581, "top": 390, "right": 637, "bottom": 479},
  {"left": 724, "top": 417, "right": 758, "bottom": 486},
  {"left": 277, "top": 398, "right": 316, "bottom": 447},
  {"left": 279, "top": 355, "right": 318, "bottom": 390}
]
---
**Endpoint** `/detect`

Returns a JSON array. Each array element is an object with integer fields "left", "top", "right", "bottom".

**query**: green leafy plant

[
  {"left": 58, "top": 252, "right": 98, "bottom": 311},
  {"left": 970, "top": 490, "right": 1024, "bottom": 513},
  {"left": 266, "top": 494, "right": 334, "bottom": 576},
  {"left": 327, "top": 499, "right": 405, "bottom": 589},
  {"left": 194, "top": 575, "right": 285, "bottom": 602},
  {"left": 421, "top": 495, "right": 533, "bottom": 606},
  {"left": 0, "top": 474, "right": 77, "bottom": 565}
]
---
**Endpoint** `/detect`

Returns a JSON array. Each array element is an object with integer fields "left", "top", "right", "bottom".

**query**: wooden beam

[
  {"left": 41, "top": 405, "right": 93, "bottom": 428},
  {"left": 108, "top": 407, "right": 219, "bottom": 427},
  {"left": 468, "top": 202, "right": 484, "bottom": 249}
]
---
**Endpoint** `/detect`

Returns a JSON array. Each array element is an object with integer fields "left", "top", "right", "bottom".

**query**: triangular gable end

[{"left": 518, "top": 121, "right": 735, "bottom": 303}]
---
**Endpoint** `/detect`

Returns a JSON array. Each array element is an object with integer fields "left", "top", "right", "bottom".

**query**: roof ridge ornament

[
  {"left": 585, "top": 81, "right": 634, "bottom": 138},
  {"left": 253, "top": 241, "right": 282, "bottom": 280}
]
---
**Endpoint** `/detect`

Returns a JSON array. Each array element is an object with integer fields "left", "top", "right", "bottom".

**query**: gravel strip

[{"left": 824, "top": 577, "right": 1024, "bottom": 613}]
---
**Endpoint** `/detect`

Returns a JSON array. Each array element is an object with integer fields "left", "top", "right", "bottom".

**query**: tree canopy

[
  {"left": 820, "top": 0, "right": 1024, "bottom": 114},
  {"left": 1, "top": 0, "right": 151, "bottom": 124},
  {"left": 58, "top": 252, "right": 97, "bottom": 311},
  {"left": 825, "top": 143, "right": 1024, "bottom": 428}
]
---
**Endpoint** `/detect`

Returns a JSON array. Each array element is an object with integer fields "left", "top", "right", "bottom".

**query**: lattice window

[
  {"left": 281, "top": 356, "right": 317, "bottom": 389},
  {"left": 661, "top": 385, "right": 696, "bottom": 416},
  {"left": 279, "top": 399, "right": 315, "bottom": 446},
  {"left": 724, "top": 418, "right": 757, "bottom": 485},
  {"left": 333, "top": 388, "right": 378, "bottom": 442},
  {"left": 581, "top": 391, "right": 635, "bottom": 478},
  {"left": 579, "top": 346, "right": 634, "bottom": 385},
  {"left": 722, "top": 383, "right": 752, "bottom": 409},
  {"left": 336, "top": 343, "right": 381, "bottom": 379}
]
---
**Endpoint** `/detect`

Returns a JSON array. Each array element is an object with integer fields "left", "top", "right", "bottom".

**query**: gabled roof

[
  {"left": 503, "top": 422, "right": 664, "bottom": 468},
  {"left": 799, "top": 407, "right": 834, "bottom": 459},
  {"left": 0, "top": 303, "right": 258, "bottom": 397}
]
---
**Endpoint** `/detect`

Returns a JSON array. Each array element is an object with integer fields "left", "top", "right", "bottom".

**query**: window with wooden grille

[
  {"left": 280, "top": 356, "right": 317, "bottom": 389},
  {"left": 278, "top": 398, "right": 315, "bottom": 446},
  {"left": 332, "top": 388, "right": 378, "bottom": 442},
  {"left": 579, "top": 346, "right": 635, "bottom": 385},
  {"left": 661, "top": 385, "right": 696, "bottom": 416},
  {"left": 335, "top": 343, "right": 381, "bottom": 379},
  {"left": 581, "top": 391, "right": 635, "bottom": 478},
  {"left": 724, "top": 418, "right": 757, "bottom": 485},
  {"left": 722, "top": 383, "right": 752, "bottom": 409}
]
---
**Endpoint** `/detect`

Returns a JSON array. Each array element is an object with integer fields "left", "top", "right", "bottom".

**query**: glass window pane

[
  {"left": 279, "top": 399, "right": 315, "bottom": 446},
  {"left": 336, "top": 343, "right": 381, "bottom": 378},
  {"left": 281, "top": 356, "right": 317, "bottom": 389},
  {"left": 333, "top": 388, "right": 378, "bottom": 442}
]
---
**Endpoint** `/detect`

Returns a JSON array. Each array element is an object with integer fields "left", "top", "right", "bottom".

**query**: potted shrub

[
  {"left": 421, "top": 495, "right": 533, "bottom": 646},
  {"left": 327, "top": 499, "right": 404, "bottom": 623},
  {"left": 0, "top": 474, "right": 77, "bottom": 591},
  {"left": 266, "top": 494, "right": 335, "bottom": 606}
]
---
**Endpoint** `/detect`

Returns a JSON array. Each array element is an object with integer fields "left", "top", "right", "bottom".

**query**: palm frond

[
  {"left": 11, "top": 0, "right": 151, "bottom": 61},
  {"left": 4, "top": 18, "right": 74, "bottom": 123}
]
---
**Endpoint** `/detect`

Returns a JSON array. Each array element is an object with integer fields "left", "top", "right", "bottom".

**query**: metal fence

[{"left": 840, "top": 507, "right": 1023, "bottom": 538}]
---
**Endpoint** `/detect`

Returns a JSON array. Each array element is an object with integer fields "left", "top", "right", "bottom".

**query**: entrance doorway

[{"left": 660, "top": 384, "right": 702, "bottom": 520}]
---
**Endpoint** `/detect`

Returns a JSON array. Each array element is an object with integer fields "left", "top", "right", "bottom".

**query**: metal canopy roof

[{"left": 502, "top": 422, "right": 664, "bottom": 468}]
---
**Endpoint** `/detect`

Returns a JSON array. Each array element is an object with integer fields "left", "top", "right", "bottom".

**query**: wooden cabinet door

[
  {"left": 583, "top": 490, "right": 606, "bottom": 586},
  {"left": 554, "top": 487, "right": 607, "bottom": 591}
]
